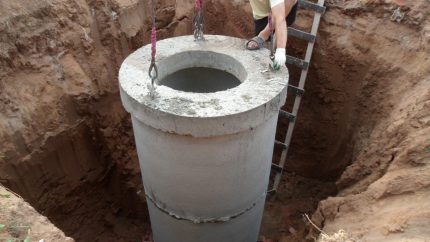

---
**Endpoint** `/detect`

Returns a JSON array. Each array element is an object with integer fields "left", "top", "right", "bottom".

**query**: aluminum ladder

[{"left": 268, "top": 0, "right": 326, "bottom": 194}]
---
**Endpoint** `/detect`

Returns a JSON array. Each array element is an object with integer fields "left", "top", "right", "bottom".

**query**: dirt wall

[
  {"left": 304, "top": 1, "right": 430, "bottom": 241},
  {"left": 0, "top": 0, "right": 429, "bottom": 241}
]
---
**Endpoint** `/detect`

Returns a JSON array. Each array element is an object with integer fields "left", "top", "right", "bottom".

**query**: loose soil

[
  {"left": 0, "top": 0, "right": 429, "bottom": 241},
  {"left": 0, "top": 185, "right": 73, "bottom": 241}
]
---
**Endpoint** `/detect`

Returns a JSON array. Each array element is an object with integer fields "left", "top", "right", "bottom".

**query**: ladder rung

[
  {"left": 275, "top": 140, "right": 288, "bottom": 150},
  {"left": 271, "top": 163, "right": 283, "bottom": 173},
  {"left": 288, "top": 27, "right": 316, "bottom": 42},
  {"left": 279, "top": 110, "right": 296, "bottom": 122},
  {"left": 285, "top": 55, "right": 309, "bottom": 70},
  {"left": 288, "top": 84, "right": 305, "bottom": 96},
  {"left": 267, "top": 189, "right": 277, "bottom": 195},
  {"left": 298, "top": 0, "right": 326, "bottom": 13}
]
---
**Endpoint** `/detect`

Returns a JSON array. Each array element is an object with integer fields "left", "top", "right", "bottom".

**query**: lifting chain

[
  {"left": 148, "top": 0, "right": 158, "bottom": 97},
  {"left": 193, "top": 0, "right": 204, "bottom": 41}
]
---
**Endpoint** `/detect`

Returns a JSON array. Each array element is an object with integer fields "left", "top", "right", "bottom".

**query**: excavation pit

[
  {"left": 1, "top": 1, "right": 428, "bottom": 241},
  {"left": 119, "top": 35, "right": 289, "bottom": 242}
]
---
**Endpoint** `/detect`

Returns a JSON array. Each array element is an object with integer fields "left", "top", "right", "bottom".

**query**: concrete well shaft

[{"left": 119, "top": 35, "right": 289, "bottom": 242}]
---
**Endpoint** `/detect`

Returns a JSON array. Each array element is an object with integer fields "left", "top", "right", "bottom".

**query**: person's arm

[
  {"left": 272, "top": 2, "right": 287, "bottom": 49},
  {"left": 271, "top": 2, "right": 287, "bottom": 68}
]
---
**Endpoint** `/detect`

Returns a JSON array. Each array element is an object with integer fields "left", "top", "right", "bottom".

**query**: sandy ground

[
  {"left": 0, "top": 0, "right": 429, "bottom": 241},
  {"left": 0, "top": 185, "right": 73, "bottom": 241}
]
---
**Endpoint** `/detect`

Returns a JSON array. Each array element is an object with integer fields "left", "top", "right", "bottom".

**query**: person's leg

[
  {"left": 248, "top": 17, "right": 271, "bottom": 49},
  {"left": 254, "top": 17, "right": 268, "bottom": 36},
  {"left": 286, "top": 2, "right": 298, "bottom": 26}
]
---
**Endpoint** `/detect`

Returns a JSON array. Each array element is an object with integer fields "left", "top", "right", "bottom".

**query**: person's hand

[{"left": 271, "top": 48, "right": 286, "bottom": 71}]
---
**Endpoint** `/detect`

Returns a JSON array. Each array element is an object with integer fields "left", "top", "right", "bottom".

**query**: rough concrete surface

[{"left": 120, "top": 35, "right": 288, "bottom": 136}]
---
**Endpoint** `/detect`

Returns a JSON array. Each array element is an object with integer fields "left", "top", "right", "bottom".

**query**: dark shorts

[{"left": 254, "top": 2, "right": 298, "bottom": 36}]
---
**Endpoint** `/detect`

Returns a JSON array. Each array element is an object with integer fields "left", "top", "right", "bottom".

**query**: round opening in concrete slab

[
  {"left": 157, "top": 50, "right": 247, "bottom": 93},
  {"left": 160, "top": 67, "right": 241, "bottom": 93},
  {"left": 120, "top": 35, "right": 289, "bottom": 134}
]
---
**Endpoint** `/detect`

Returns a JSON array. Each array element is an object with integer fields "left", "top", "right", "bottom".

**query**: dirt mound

[{"left": 0, "top": 0, "right": 429, "bottom": 241}]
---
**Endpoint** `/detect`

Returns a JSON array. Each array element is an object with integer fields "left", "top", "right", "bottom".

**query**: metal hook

[{"left": 148, "top": 60, "right": 158, "bottom": 86}]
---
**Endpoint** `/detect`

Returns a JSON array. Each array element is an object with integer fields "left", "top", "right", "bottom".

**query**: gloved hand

[{"left": 271, "top": 48, "right": 286, "bottom": 71}]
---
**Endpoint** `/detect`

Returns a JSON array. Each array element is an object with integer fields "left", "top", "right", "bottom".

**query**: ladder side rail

[
  {"left": 271, "top": 0, "right": 325, "bottom": 193},
  {"left": 298, "top": 0, "right": 325, "bottom": 89}
]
